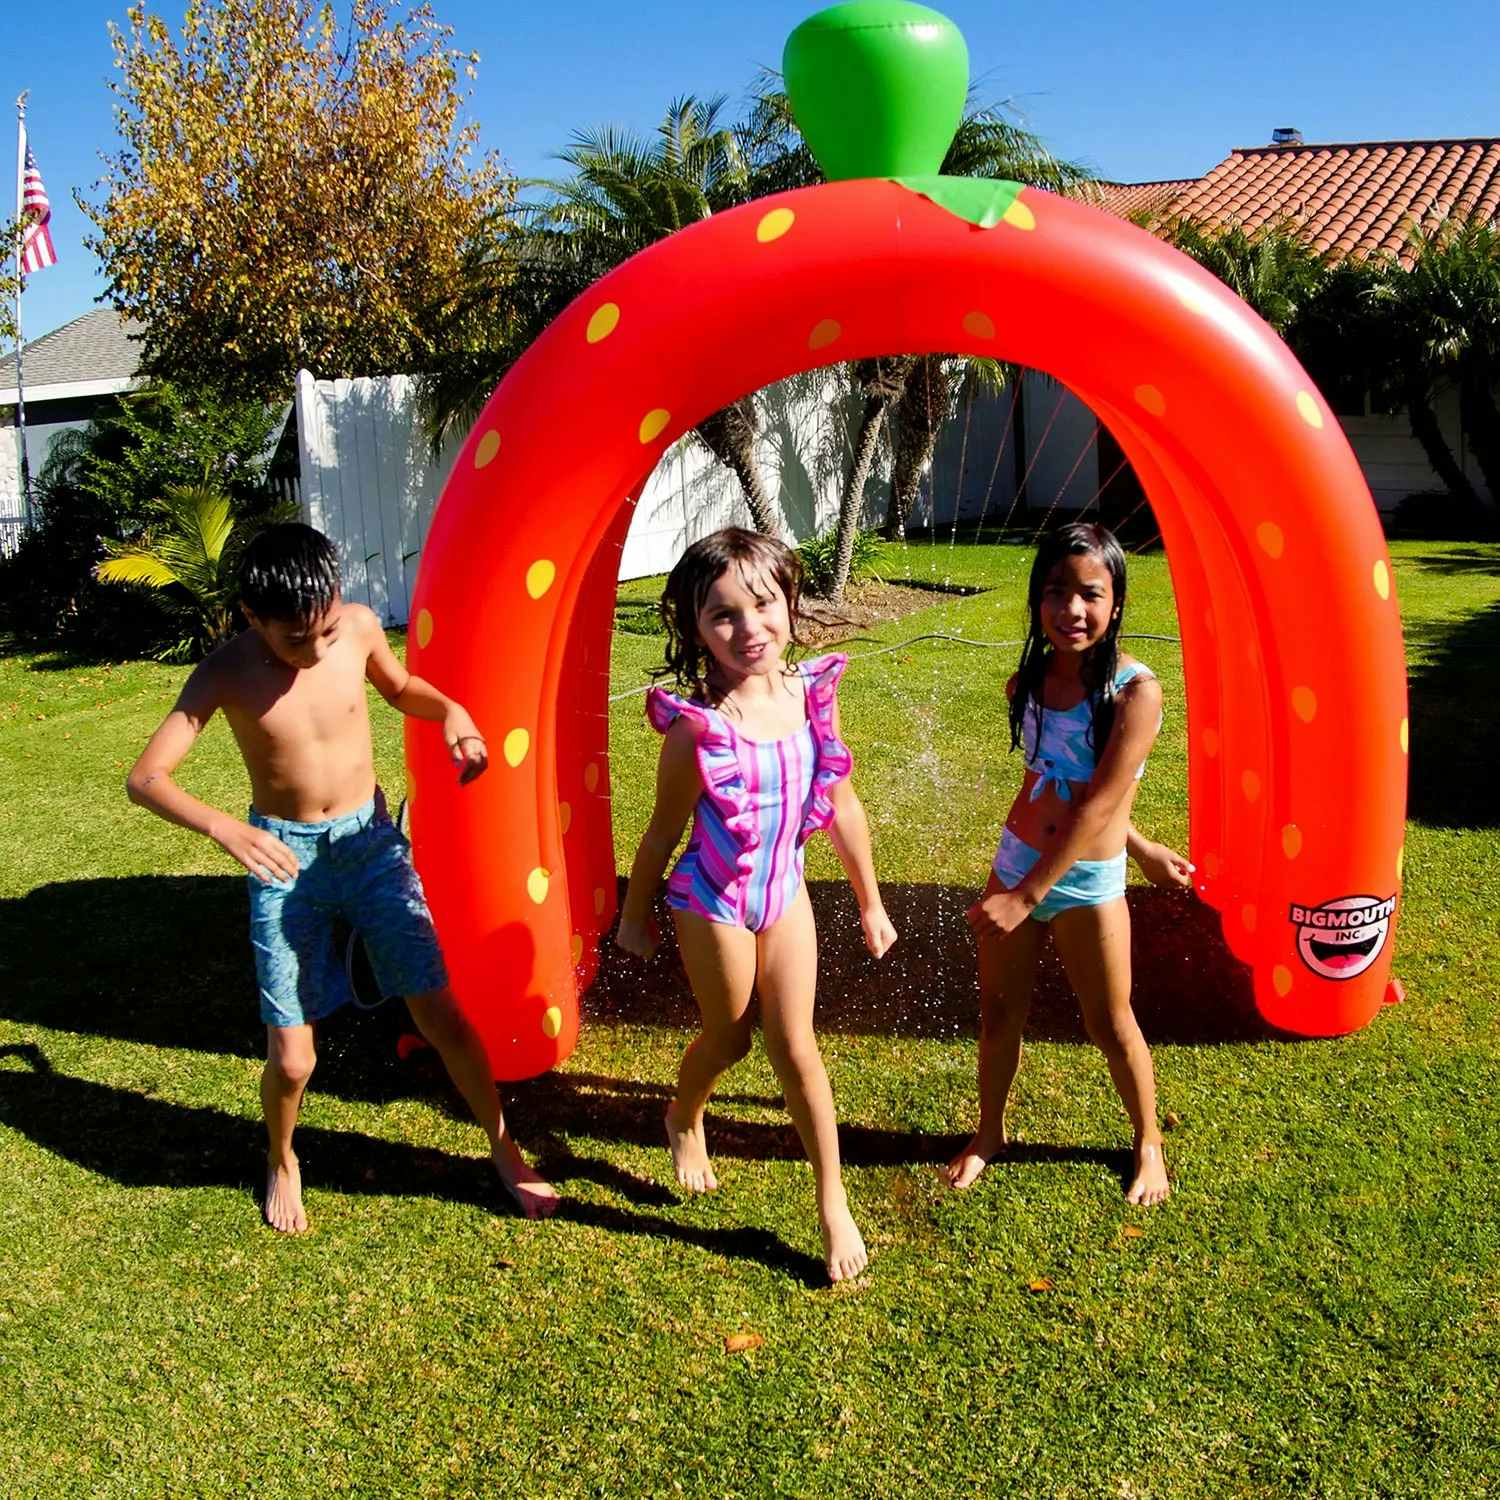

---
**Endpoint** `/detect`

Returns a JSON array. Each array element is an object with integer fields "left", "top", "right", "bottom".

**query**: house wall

[{"left": 1, "top": 411, "right": 95, "bottom": 553}]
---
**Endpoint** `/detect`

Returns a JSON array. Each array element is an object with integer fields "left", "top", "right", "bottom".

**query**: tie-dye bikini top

[{"left": 1023, "top": 660, "right": 1156, "bottom": 802}]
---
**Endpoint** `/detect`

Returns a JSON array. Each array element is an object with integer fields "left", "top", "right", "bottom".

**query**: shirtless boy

[{"left": 126, "top": 522, "right": 558, "bottom": 1229}]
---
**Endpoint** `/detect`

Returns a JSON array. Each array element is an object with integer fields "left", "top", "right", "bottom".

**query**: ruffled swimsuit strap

[
  {"left": 797, "top": 652, "right": 854, "bottom": 843},
  {"left": 645, "top": 687, "right": 760, "bottom": 908}
]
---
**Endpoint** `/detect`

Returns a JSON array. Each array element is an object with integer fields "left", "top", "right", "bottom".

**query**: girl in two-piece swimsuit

[
  {"left": 944, "top": 522, "right": 1191, "bottom": 1208},
  {"left": 616, "top": 528, "right": 897, "bottom": 1284}
]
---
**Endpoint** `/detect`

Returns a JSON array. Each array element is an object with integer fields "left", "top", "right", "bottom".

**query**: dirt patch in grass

[{"left": 797, "top": 579, "right": 984, "bottom": 647}]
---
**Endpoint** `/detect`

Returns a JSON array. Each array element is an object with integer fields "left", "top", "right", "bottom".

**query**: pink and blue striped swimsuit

[{"left": 646, "top": 653, "right": 853, "bottom": 933}]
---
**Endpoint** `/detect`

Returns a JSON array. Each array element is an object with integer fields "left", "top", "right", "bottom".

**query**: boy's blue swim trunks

[{"left": 246, "top": 791, "right": 448, "bottom": 1028}]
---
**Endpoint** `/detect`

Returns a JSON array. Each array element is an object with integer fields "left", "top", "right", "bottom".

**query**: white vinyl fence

[{"left": 294, "top": 369, "right": 894, "bottom": 626}]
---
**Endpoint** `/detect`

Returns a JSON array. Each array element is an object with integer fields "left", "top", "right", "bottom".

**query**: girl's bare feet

[
  {"left": 942, "top": 1126, "right": 1008, "bottom": 1191},
  {"left": 264, "top": 1155, "right": 308, "bottom": 1233},
  {"left": 820, "top": 1195, "right": 868, "bottom": 1283},
  {"left": 1125, "top": 1139, "right": 1170, "bottom": 1206},
  {"left": 665, "top": 1102, "right": 718, "bottom": 1193},
  {"left": 492, "top": 1138, "right": 560, "bottom": 1219}
]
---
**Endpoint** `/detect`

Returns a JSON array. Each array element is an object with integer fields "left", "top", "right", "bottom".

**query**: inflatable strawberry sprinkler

[{"left": 405, "top": 1, "right": 1408, "bottom": 1080}]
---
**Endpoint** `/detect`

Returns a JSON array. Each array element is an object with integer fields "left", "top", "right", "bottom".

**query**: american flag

[{"left": 19, "top": 130, "right": 57, "bottom": 276}]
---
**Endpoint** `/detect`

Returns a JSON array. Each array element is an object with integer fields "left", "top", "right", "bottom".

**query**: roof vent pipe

[{"left": 1272, "top": 127, "right": 1303, "bottom": 146}]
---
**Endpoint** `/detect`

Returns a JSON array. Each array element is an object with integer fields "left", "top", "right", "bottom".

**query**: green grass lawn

[{"left": 2, "top": 538, "right": 1497, "bottom": 1498}]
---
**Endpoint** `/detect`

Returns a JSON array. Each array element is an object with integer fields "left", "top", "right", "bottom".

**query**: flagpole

[{"left": 12, "top": 92, "right": 33, "bottom": 533}]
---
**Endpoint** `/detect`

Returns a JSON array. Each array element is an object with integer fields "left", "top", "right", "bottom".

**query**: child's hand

[
  {"left": 443, "top": 710, "right": 488, "bottom": 785},
  {"left": 615, "top": 914, "right": 660, "bottom": 960},
  {"left": 966, "top": 889, "right": 1031, "bottom": 943},
  {"left": 861, "top": 906, "right": 897, "bottom": 959},
  {"left": 1135, "top": 840, "right": 1194, "bottom": 889},
  {"left": 213, "top": 819, "right": 300, "bottom": 885}
]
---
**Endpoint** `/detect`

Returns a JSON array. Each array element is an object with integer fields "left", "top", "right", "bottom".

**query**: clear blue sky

[{"left": 8, "top": 0, "right": 1498, "bottom": 343}]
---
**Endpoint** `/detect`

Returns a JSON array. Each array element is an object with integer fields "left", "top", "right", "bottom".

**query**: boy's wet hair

[
  {"left": 657, "top": 528, "right": 806, "bottom": 700},
  {"left": 1010, "top": 522, "right": 1129, "bottom": 758},
  {"left": 239, "top": 523, "right": 341, "bottom": 625}
]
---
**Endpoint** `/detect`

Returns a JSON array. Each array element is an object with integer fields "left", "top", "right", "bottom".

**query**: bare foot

[
  {"left": 664, "top": 1102, "right": 718, "bottom": 1193},
  {"left": 942, "top": 1125, "right": 1008, "bottom": 1191},
  {"left": 493, "top": 1137, "right": 560, "bottom": 1220},
  {"left": 264, "top": 1155, "right": 308, "bottom": 1234},
  {"left": 820, "top": 1197, "right": 868, "bottom": 1284},
  {"left": 1125, "top": 1140, "right": 1170, "bottom": 1206}
]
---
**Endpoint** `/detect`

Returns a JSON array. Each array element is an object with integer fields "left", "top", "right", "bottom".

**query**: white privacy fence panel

[
  {"left": 295, "top": 370, "right": 461, "bottom": 625},
  {"left": 296, "top": 369, "right": 878, "bottom": 624}
]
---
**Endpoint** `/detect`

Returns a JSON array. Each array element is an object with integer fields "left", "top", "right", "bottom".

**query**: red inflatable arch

[{"left": 405, "top": 180, "right": 1408, "bottom": 1078}]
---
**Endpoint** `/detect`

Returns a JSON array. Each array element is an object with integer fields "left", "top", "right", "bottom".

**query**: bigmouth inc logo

[{"left": 1288, "top": 894, "right": 1397, "bottom": 981}]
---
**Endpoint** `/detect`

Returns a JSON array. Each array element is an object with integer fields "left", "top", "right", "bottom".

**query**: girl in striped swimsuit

[{"left": 616, "top": 529, "right": 896, "bottom": 1284}]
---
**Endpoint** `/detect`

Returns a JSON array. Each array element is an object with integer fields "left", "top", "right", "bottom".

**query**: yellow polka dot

[
  {"left": 583, "top": 761, "right": 600, "bottom": 794},
  {"left": 1176, "top": 281, "right": 1213, "bottom": 316},
  {"left": 962, "top": 310, "right": 996, "bottom": 339},
  {"left": 1002, "top": 198, "right": 1035, "bottom": 231},
  {"left": 593, "top": 887, "right": 606, "bottom": 916},
  {"left": 1134, "top": 384, "right": 1166, "bottom": 416},
  {"left": 1241, "top": 769, "right": 1261, "bottom": 803},
  {"left": 1202, "top": 727, "right": 1220, "bottom": 759},
  {"left": 1272, "top": 965, "right": 1293, "bottom": 998},
  {"left": 1242, "top": 904, "right": 1258, "bottom": 933},
  {"left": 756, "top": 208, "right": 795, "bottom": 243},
  {"left": 1281, "top": 824, "right": 1303, "bottom": 860},
  {"left": 1202, "top": 851, "right": 1221, "bottom": 880},
  {"left": 527, "top": 868, "right": 549, "bottom": 905},
  {"left": 526, "top": 559, "right": 556, "bottom": 599},
  {"left": 808, "top": 318, "right": 841, "bottom": 350},
  {"left": 1256, "top": 522, "right": 1285, "bottom": 559},
  {"left": 1295, "top": 390, "right": 1324, "bottom": 429},
  {"left": 558, "top": 800, "right": 572, "bottom": 835},
  {"left": 1373, "top": 560, "right": 1390, "bottom": 600},
  {"left": 1399, "top": 717, "right": 1409, "bottom": 754},
  {"left": 1396, "top": 845, "right": 1405, "bottom": 881},
  {"left": 1292, "top": 686, "right": 1318, "bottom": 723},
  {"left": 638, "top": 408, "right": 670, "bottom": 444},
  {"left": 473, "top": 430, "right": 500, "bottom": 469},
  {"left": 586, "top": 302, "right": 620, "bottom": 343},
  {"left": 570, "top": 934, "right": 584, "bottom": 966},
  {"left": 503, "top": 728, "right": 529, "bottom": 768},
  {"left": 415, "top": 608, "right": 434, "bottom": 649},
  {"left": 541, "top": 1005, "right": 563, "bottom": 1040}
]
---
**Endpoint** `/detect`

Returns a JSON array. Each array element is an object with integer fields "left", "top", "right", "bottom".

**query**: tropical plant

[
  {"left": 83, "top": 0, "right": 510, "bottom": 400},
  {"left": 420, "top": 95, "right": 780, "bottom": 534},
  {"left": 796, "top": 524, "right": 884, "bottom": 598},
  {"left": 95, "top": 480, "right": 288, "bottom": 659}
]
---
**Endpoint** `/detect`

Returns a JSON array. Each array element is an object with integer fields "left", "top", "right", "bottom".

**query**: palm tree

[
  {"left": 419, "top": 96, "right": 780, "bottom": 534},
  {"left": 95, "top": 481, "right": 272, "bottom": 658}
]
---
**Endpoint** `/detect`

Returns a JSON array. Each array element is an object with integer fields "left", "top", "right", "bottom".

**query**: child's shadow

[{"left": 0, "top": 1044, "right": 825, "bottom": 1285}]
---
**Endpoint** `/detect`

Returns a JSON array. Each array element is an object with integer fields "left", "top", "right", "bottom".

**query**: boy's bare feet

[
  {"left": 942, "top": 1125, "right": 1008, "bottom": 1191},
  {"left": 1125, "top": 1139, "right": 1170, "bottom": 1206},
  {"left": 665, "top": 1102, "right": 718, "bottom": 1193},
  {"left": 820, "top": 1197, "right": 868, "bottom": 1283},
  {"left": 493, "top": 1138, "right": 560, "bottom": 1219},
  {"left": 264, "top": 1155, "right": 309, "bottom": 1233}
]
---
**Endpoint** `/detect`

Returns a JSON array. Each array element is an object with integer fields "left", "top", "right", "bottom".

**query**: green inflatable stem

[
  {"left": 889, "top": 175, "right": 1025, "bottom": 229},
  {"left": 784, "top": 2, "right": 969, "bottom": 181}
]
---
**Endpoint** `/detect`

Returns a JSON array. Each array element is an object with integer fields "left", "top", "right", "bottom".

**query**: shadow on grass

[
  {"left": 0, "top": 1042, "right": 825, "bottom": 1285},
  {"left": 1406, "top": 590, "right": 1500, "bottom": 830},
  {"left": 0, "top": 874, "right": 1263, "bottom": 1091},
  {"left": 586, "top": 878, "right": 1264, "bottom": 1046}
]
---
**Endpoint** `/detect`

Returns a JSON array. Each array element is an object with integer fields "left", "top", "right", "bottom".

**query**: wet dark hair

[
  {"left": 1009, "top": 522, "right": 1128, "bottom": 760},
  {"left": 656, "top": 528, "right": 806, "bottom": 701},
  {"left": 238, "top": 523, "right": 341, "bottom": 626}
]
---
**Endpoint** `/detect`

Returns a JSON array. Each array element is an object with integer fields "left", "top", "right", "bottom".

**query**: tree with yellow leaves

[{"left": 82, "top": 0, "right": 511, "bottom": 398}]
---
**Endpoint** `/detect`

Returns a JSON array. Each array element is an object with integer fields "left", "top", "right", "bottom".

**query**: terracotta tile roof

[
  {"left": 1109, "top": 138, "right": 1500, "bottom": 268},
  {"left": 1086, "top": 179, "right": 1197, "bottom": 221}
]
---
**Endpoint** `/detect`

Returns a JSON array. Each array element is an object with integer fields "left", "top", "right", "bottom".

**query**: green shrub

[{"left": 796, "top": 526, "right": 885, "bottom": 598}]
